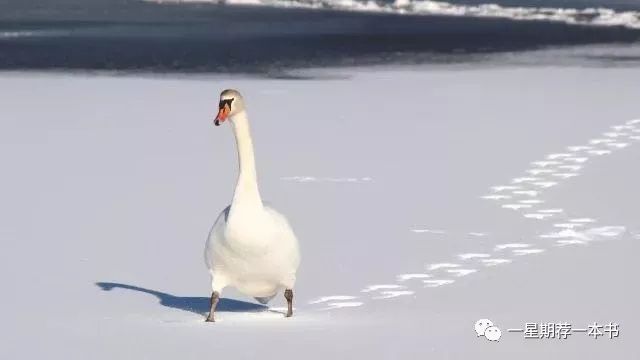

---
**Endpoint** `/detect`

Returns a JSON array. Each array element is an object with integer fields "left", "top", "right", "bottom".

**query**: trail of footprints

[{"left": 307, "top": 119, "right": 639, "bottom": 311}]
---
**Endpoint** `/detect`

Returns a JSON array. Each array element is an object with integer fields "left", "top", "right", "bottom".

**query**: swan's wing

[
  {"left": 263, "top": 205, "right": 295, "bottom": 237},
  {"left": 263, "top": 205, "right": 301, "bottom": 269},
  {"left": 204, "top": 205, "right": 231, "bottom": 269}
]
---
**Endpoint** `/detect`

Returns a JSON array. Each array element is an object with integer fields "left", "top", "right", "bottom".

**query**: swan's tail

[{"left": 254, "top": 294, "right": 276, "bottom": 304}]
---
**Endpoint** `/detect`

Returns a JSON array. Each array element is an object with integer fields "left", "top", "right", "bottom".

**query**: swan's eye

[{"left": 219, "top": 98, "right": 234, "bottom": 110}]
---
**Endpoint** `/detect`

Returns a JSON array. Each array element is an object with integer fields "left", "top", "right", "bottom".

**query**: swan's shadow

[{"left": 96, "top": 282, "right": 270, "bottom": 316}]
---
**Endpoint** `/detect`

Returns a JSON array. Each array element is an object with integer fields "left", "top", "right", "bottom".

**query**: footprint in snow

[
  {"left": 372, "top": 290, "right": 415, "bottom": 300},
  {"left": 512, "top": 249, "right": 545, "bottom": 256},
  {"left": 427, "top": 263, "right": 461, "bottom": 271},
  {"left": 397, "top": 273, "right": 432, "bottom": 281},
  {"left": 361, "top": 284, "right": 405, "bottom": 293},
  {"left": 423, "top": 279, "right": 455, "bottom": 288},
  {"left": 308, "top": 295, "right": 358, "bottom": 305},
  {"left": 481, "top": 258, "right": 512, "bottom": 266},
  {"left": 495, "top": 243, "right": 531, "bottom": 251}
]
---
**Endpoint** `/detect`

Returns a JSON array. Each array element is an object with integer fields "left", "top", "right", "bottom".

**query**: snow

[{"left": 1, "top": 65, "right": 639, "bottom": 358}]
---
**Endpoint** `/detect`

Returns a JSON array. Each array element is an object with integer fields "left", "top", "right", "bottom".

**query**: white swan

[{"left": 204, "top": 89, "right": 301, "bottom": 322}]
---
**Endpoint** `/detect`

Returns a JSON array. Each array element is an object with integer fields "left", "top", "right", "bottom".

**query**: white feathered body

[{"left": 205, "top": 204, "right": 300, "bottom": 299}]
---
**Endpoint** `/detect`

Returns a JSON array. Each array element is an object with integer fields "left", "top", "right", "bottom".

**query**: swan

[{"left": 204, "top": 89, "right": 301, "bottom": 322}]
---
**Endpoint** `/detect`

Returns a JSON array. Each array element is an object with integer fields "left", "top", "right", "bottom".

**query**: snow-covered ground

[{"left": 0, "top": 66, "right": 638, "bottom": 358}]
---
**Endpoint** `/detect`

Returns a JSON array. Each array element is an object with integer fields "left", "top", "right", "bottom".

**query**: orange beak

[{"left": 214, "top": 103, "right": 231, "bottom": 126}]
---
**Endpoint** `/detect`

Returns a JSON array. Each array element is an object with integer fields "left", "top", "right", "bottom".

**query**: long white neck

[{"left": 229, "top": 110, "right": 263, "bottom": 211}]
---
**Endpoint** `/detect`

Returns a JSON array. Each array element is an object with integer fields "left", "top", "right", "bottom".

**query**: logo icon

[
  {"left": 484, "top": 326, "right": 502, "bottom": 341},
  {"left": 475, "top": 319, "right": 502, "bottom": 341}
]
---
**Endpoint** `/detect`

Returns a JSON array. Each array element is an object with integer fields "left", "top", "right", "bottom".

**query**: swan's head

[{"left": 214, "top": 89, "right": 245, "bottom": 126}]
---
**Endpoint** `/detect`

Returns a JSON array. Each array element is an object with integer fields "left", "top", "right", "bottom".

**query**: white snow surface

[{"left": 0, "top": 66, "right": 639, "bottom": 359}]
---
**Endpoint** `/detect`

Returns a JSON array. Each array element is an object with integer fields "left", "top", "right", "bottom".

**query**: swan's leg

[
  {"left": 284, "top": 289, "right": 293, "bottom": 318},
  {"left": 206, "top": 273, "right": 226, "bottom": 322},
  {"left": 205, "top": 291, "right": 220, "bottom": 322}
]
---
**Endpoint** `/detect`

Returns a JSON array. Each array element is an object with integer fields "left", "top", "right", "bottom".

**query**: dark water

[{"left": 1, "top": 0, "right": 640, "bottom": 73}]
